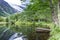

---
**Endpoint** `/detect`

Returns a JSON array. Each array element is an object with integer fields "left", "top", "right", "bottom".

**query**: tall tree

[
  {"left": 50, "top": 0, "right": 59, "bottom": 25},
  {"left": 58, "top": 0, "right": 60, "bottom": 26}
]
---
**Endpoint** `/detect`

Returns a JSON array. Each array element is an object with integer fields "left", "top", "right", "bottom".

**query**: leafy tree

[
  {"left": 8, "top": 0, "right": 53, "bottom": 40},
  {"left": 6, "top": 0, "right": 60, "bottom": 40},
  {"left": 49, "top": 0, "right": 59, "bottom": 25}
]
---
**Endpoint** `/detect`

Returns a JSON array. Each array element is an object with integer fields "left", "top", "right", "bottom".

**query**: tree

[
  {"left": 50, "top": 0, "right": 59, "bottom": 25},
  {"left": 58, "top": 0, "right": 60, "bottom": 26}
]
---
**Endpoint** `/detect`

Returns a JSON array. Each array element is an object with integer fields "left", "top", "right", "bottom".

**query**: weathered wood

[
  {"left": 36, "top": 28, "right": 50, "bottom": 33},
  {"left": 36, "top": 28, "right": 50, "bottom": 40}
]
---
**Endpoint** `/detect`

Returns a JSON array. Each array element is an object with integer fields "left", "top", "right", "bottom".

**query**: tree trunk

[
  {"left": 50, "top": 0, "right": 59, "bottom": 25},
  {"left": 58, "top": 0, "right": 60, "bottom": 26}
]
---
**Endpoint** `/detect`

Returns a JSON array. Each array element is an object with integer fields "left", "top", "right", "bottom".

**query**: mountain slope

[{"left": 0, "top": 0, "right": 17, "bottom": 16}]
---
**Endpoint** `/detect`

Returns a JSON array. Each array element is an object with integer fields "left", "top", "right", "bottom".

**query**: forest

[{"left": 0, "top": 0, "right": 60, "bottom": 40}]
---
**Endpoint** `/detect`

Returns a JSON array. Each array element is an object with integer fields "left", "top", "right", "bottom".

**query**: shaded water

[
  {"left": 0, "top": 24, "right": 28, "bottom": 40},
  {"left": 0, "top": 22, "right": 50, "bottom": 40}
]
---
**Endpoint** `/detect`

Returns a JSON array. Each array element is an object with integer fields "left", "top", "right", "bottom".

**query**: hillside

[{"left": 0, "top": 0, "right": 18, "bottom": 16}]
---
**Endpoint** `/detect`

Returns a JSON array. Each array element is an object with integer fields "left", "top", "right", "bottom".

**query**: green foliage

[
  {"left": 6, "top": 0, "right": 52, "bottom": 40},
  {"left": 4, "top": 0, "right": 58, "bottom": 40},
  {"left": 0, "top": 16, "right": 6, "bottom": 22},
  {"left": 49, "top": 26, "right": 60, "bottom": 40}
]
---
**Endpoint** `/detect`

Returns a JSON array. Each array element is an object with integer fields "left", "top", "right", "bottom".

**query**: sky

[{"left": 4, "top": 0, "right": 30, "bottom": 12}]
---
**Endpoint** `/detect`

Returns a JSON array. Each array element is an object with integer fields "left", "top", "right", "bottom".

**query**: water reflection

[
  {"left": 0, "top": 24, "right": 27, "bottom": 40},
  {"left": 9, "top": 33, "right": 27, "bottom": 40}
]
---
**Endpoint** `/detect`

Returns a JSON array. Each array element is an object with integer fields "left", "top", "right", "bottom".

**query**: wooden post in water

[{"left": 36, "top": 28, "right": 50, "bottom": 40}]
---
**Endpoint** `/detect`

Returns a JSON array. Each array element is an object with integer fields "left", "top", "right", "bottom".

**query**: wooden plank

[
  {"left": 36, "top": 28, "right": 50, "bottom": 40},
  {"left": 36, "top": 28, "right": 50, "bottom": 33}
]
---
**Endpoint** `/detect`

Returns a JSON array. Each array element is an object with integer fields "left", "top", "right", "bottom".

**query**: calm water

[{"left": 0, "top": 24, "right": 28, "bottom": 40}]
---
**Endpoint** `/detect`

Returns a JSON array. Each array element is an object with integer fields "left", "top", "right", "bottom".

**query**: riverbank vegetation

[{"left": 0, "top": 0, "right": 60, "bottom": 40}]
